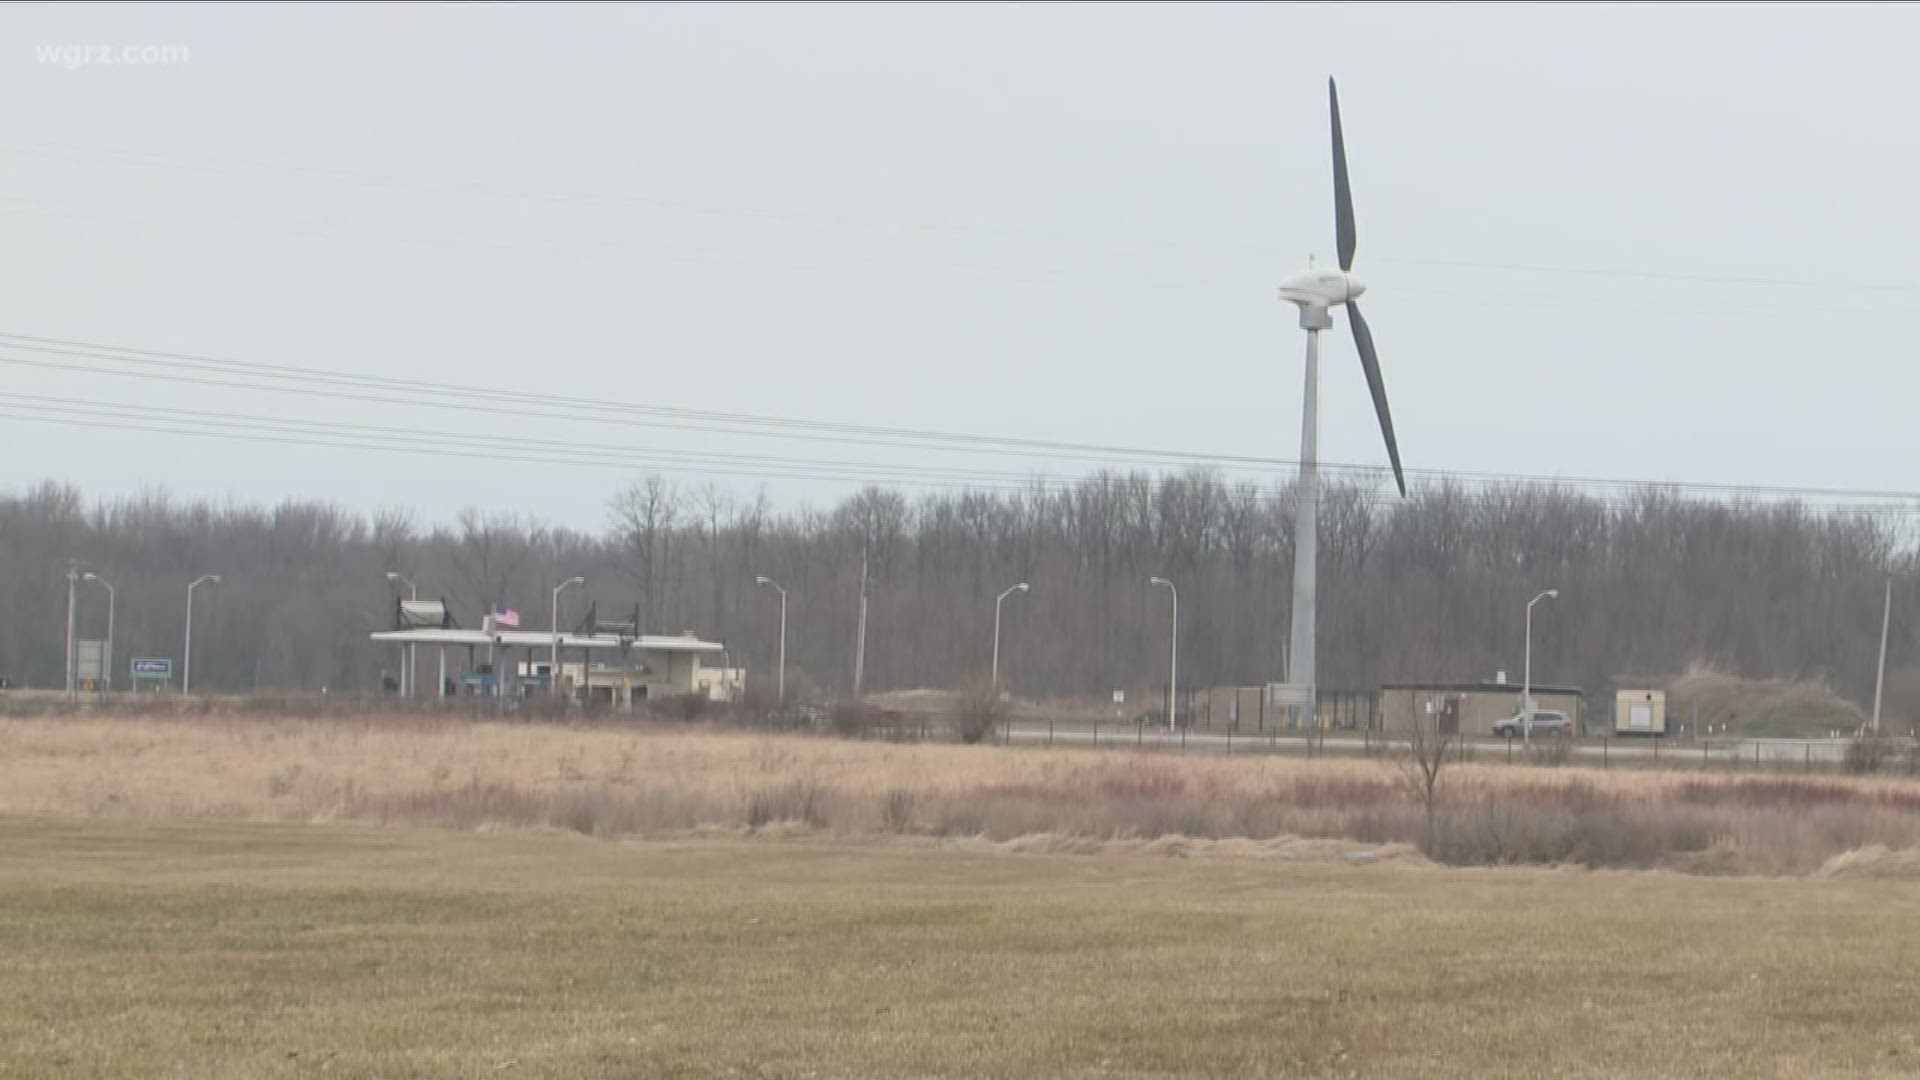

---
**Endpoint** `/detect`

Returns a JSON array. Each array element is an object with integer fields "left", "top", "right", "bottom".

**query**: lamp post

[
  {"left": 1523, "top": 588, "right": 1559, "bottom": 748},
  {"left": 755, "top": 576, "right": 788, "bottom": 703},
  {"left": 1873, "top": 575, "right": 1893, "bottom": 734},
  {"left": 386, "top": 571, "right": 417, "bottom": 697},
  {"left": 990, "top": 582, "right": 1030, "bottom": 691},
  {"left": 1149, "top": 577, "right": 1178, "bottom": 732},
  {"left": 82, "top": 572, "right": 114, "bottom": 693},
  {"left": 183, "top": 573, "right": 221, "bottom": 696},
  {"left": 551, "top": 576, "right": 585, "bottom": 699}
]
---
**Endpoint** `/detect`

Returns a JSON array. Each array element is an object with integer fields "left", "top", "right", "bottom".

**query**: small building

[
  {"left": 1380, "top": 681, "right": 1584, "bottom": 736},
  {"left": 1613, "top": 688, "right": 1668, "bottom": 737},
  {"left": 1202, "top": 685, "right": 1380, "bottom": 731}
]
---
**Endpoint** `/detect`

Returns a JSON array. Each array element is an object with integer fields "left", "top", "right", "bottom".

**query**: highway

[{"left": 998, "top": 721, "right": 1877, "bottom": 768}]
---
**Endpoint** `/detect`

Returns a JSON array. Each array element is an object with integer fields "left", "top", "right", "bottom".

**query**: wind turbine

[{"left": 1278, "top": 78, "right": 1407, "bottom": 726}]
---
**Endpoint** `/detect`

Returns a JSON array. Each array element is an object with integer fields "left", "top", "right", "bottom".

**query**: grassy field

[
  {"left": 3, "top": 815, "right": 1919, "bottom": 1078},
  {"left": 7, "top": 715, "right": 1920, "bottom": 872}
]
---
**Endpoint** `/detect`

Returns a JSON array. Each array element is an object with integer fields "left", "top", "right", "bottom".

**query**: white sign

[
  {"left": 76, "top": 640, "right": 107, "bottom": 680},
  {"left": 1266, "top": 682, "right": 1311, "bottom": 707},
  {"left": 1111, "top": 690, "right": 1125, "bottom": 704}
]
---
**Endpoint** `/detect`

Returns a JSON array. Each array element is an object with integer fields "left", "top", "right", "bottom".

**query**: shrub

[
  {"left": 830, "top": 703, "right": 875, "bottom": 739},
  {"left": 880, "top": 787, "right": 919, "bottom": 833},
  {"left": 953, "top": 680, "right": 1006, "bottom": 745},
  {"left": 1845, "top": 734, "right": 1893, "bottom": 775}
]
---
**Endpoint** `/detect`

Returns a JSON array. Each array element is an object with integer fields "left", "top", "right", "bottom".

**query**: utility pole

[
  {"left": 1873, "top": 575, "right": 1892, "bottom": 734},
  {"left": 64, "top": 559, "right": 79, "bottom": 700},
  {"left": 852, "top": 549, "right": 869, "bottom": 699},
  {"left": 386, "top": 572, "right": 418, "bottom": 698},
  {"left": 83, "top": 572, "right": 114, "bottom": 693}
]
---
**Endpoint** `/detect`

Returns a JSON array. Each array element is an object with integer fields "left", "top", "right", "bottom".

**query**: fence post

[
  {"left": 1048, "top": 719, "right": 1054, "bottom": 748},
  {"left": 1805, "top": 740, "right": 1810, "bottom": 773},
  {"left": 1602, "top": 737, "right": 1608, "bottom": 770},
  {"left": 1181, "top": 727, "right": 1186, "bottom": 752},
  {"left": 1137, "top": 723, "right": 1143, "bottom": 750},
  {"left": 1093, "top": 719, "right": 1099, "bottom": 749}
]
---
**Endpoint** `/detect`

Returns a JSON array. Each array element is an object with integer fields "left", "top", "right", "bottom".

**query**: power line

[
  {"left": 5, "top": 330, "right": 1920, "bottom": 504},
  {"left": 5, "top": 136, "right": 1919, "bottom": 295},
  {"left": 9, "top": 399, "right": 1920, "bottom": 517}
]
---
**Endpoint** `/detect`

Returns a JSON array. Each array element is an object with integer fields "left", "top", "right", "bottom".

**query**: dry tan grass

[
  {"left": 8, "top": 713, "right": 1920, "bottom": 874},
  {"left": 9, "top": 816, "right": 1920, "bottom": 1078}
]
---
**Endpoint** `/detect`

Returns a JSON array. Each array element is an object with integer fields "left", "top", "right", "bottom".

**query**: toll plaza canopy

[
  {"left": 369, "top": 628, "right": 724, "bottom": 655},
  {"left": 371, "top": 626, "right": 726, "bottom": 704}
]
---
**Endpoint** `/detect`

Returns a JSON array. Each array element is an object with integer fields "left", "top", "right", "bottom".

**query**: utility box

[{"left": 1614, "top": 688, "right": 1667, "bottom": 737}]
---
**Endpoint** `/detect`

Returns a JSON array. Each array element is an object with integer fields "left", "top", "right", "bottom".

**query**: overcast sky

[{"left": 3, "top": 2, "right": 1918, "bottom": 530}]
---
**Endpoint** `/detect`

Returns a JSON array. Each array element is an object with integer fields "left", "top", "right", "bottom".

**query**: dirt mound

[
  {"left": 1661, "top": 662, "right": 1866, "bottom": 739},
  {"left": 1815, "top": 844, "right": 1920, "bottom": 881}
]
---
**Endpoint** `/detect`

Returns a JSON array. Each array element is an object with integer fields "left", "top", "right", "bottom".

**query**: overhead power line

[
  {"left": 5, "top": 394, "right": 1920, "bottom": 516},
  {"left": 5, "top": 136, "right": 1920, "bottom": 295},
  {"left": 5, "top": 330, "right": 1920, "bottom": 507}
]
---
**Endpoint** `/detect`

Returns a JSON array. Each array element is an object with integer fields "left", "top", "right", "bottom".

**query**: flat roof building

[{"left": 1379, "top": 681, "right": 1585, "bottom": 736}]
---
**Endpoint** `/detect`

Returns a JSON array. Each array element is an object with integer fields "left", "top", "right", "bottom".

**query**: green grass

[{"left": 3, "top": 817, "right": 1919, "bottom": 1078}]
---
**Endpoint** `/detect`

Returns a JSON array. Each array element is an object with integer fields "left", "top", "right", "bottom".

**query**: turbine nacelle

[{"left": 1278, "top": 266, "right": 1366, "bottom": 310}]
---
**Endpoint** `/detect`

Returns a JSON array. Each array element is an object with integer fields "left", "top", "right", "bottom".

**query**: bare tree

[
  {"left": 607, "top": 475, "right": 681, "bottom": 628},
  {"left": 1391, "top": 698, "right": 1460, "bottom": 849}
]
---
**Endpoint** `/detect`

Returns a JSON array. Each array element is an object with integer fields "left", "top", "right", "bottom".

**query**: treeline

[{"left": 1, "top": 474, "right": 1915, "bottom": 712}]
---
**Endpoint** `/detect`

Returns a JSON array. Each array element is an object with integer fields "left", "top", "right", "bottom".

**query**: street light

[
  {"left": 755, "top": 576, "right": 789, "bottom": 703},
  {"left": 82, "top": 572, "right": 114, "bottom": 693},
  {"left": 1523, "top": 588, "right": 1559, "bottom": 748},
  {"left": 551, "top": 576, "right": 585, "bottom": 699},
  {"left": 183, "top": 573, "right": 221, "bottom": 696},
  {"left": 386, "top": 572, "right": 418, "bottom": 697},
  {"left": 1149, "top": 577, "right": 1178, "bottom": 732},
  {"left": 990, "top": 582, "right": 1030, "bottom": 690}
]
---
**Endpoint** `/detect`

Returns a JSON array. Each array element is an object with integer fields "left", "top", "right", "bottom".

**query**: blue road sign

[{"left": 131, "top": 657, "right": 172, "bottom": 678}]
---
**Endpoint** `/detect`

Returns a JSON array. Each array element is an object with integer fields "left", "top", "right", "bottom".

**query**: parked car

[
  {"left": 1492, "top": 710, "right": 1572, "bottom": 738},
  {"left": 1132, "top": 708, "right": 1198, "bottom": 729}
]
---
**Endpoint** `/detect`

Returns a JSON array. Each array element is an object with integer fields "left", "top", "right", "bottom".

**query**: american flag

[{"left": 493, "top": 605, "right": 521, "bottom": 628}]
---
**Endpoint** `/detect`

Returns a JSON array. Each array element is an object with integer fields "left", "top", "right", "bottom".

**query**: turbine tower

[{"left": 1279, "top": 78, "right": 1408, "bottom": 725}]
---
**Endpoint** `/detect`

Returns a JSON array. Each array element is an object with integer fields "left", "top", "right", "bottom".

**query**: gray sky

[{"left": 3, "top": 2, "right": 1919, "bottom": 529}]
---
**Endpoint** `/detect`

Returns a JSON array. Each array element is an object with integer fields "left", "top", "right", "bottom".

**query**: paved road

[{"left": 1001, "top": 722, "right": 1867, "bottom": 766}]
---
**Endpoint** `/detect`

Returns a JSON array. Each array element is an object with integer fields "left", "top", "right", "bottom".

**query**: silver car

[{"left": 1492, "top": 710, "right": 1571, "bottom": 738}]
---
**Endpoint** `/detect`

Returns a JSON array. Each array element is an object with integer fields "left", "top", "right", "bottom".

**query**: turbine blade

[
  {"left": 1330, "top": 77, "right": 1356, "bottom": 273},
  {"left": 1347, "top": 301, "right": 1405, "bottom": 496}
]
